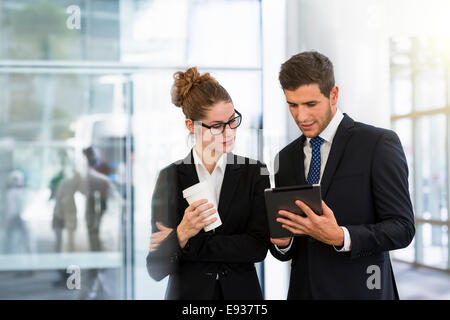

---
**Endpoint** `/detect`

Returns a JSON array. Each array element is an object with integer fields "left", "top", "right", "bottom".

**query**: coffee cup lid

[{"left": 182, "top": 181, "right": 209, "bottom": 199}]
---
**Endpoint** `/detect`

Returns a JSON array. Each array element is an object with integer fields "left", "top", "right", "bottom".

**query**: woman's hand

[
  {"left": 149, "top": 221, "right": 173, "bottom": 252},
  {"left": 177, "top": 199, "right": 217, "bottom": 248}
]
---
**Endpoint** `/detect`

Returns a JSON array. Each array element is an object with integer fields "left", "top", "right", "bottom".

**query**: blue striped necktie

[{"left": 306, "top": 136, "right": 325, "bottom": 184}]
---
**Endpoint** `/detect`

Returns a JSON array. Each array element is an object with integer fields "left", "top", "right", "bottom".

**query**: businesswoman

[{"left": 146, "top": 67, "right": 269, "bottom": 300}]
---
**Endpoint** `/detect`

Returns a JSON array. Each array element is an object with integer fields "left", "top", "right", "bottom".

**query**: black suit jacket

[
  {"left": 269, "top": 114, "right": 415, "bottom": 300},
  {"left": 147, "top": 150, "right": 270, "bottom": 300}
]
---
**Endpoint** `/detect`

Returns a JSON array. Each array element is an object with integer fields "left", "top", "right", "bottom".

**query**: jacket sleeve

[
  {"left": 146, "top": 165, "right": 182, "bottom": 281},
  {"left": 180, "top": 162, "right": 270, "bottom": 263},
  {"left": 268, "top": 152, "right": 296, "bottom": 261},
  {"left": 346, "top": 130, "right": 415, "bottom": 260}
]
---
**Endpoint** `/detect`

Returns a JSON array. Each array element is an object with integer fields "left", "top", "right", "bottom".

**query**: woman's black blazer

[{"left": 146, "top": 150, "right": 270, "bottom": 300}]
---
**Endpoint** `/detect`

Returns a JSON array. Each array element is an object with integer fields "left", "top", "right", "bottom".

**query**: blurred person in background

[
  {"left": 83, "top": 146, "right": 112, "bottom": 252},
  {"left": 3, "top": 170, "right": 31, "bottom": 255},
  {"left": 80, "top": 146, "right": 121, "bottom": 299},
  {"left": 50, "top": 151, "right": 79, "bottom": 254},
  {"left": 50, "top": 153, "right": 80, "bottom": 287},
  {"left": 48, "top": 146, "right": 119, "bottom": 298}
]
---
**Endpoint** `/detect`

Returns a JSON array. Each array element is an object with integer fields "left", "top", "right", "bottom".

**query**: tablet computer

[{"left": 264, "top": 184, "right": 322, "bottom": 238}]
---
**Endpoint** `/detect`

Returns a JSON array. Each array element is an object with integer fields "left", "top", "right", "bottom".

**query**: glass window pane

[
  {"left": 0, "top": 73, "right": 127, "bottom": 142},
  {"left": 390, "top": 37, "right": 413, "bottom": 116},
  {"left": 0, "top": 0, "right": 121, "bottom": 61},
  {"left": 414, "top": 68, "right": 447, "bottom": 111},
  {"left": 416, "top": 223, "right": 448, "bottom": 270},
  {"left": 411, "top": 37, "right": 447, "bottom": 111},
  {"left": 0, "top": 72, "right": 128, "bottom": 299},
  {"left": 132, "top": 71, "right": 186, "bottom": 299},
  {"left": 120, "top": 0, "right": 189, "bottom": 65},
  {"left": 120, "top": 0, "right": 262, "bottom": 67},
  {"left": 187, "top": 0, "right": 261, "bottom": 68},
  {"left": 391, "top": 36, "right": 450, "bottom": 272},
  {"left": 415, "top": 115, "right": 447, "bottom": 222},
  {"left": 391, "top": 71, "right": 412, "bottom": 116}
]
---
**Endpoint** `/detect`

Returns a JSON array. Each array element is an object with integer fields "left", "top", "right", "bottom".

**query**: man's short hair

[{"left": 279, "top": 51, "right": 335, "bottom": 97}]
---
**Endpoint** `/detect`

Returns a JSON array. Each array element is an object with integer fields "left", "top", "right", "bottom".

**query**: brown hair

[
  {"left": 171, "top": 67, "right": 232, "bottom": 120},
  {"left": 279, "top": 51, "right": 335, "bottom": 97}
]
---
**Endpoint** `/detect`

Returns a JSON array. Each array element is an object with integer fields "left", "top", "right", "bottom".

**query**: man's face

[{"left": 284, "top": 83, "right": 338, "bottom": 138}]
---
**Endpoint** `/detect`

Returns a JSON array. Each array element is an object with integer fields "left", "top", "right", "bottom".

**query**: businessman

[{"left": 269, "top": 51, "right": 415, "bottom": 299}]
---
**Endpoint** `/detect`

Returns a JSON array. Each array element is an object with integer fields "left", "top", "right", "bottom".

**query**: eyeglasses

[{"left": 194, "top": 110, "right": 242, "bottom": 136}]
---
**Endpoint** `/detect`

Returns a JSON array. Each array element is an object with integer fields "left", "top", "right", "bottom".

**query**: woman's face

[{"left": 188, "top": 101, "right": 237, "bottom": 156}]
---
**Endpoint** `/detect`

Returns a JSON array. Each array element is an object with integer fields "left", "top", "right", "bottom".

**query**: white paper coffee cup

[{"left": 182, "top": 181, "right": 222, "bottom": 232}]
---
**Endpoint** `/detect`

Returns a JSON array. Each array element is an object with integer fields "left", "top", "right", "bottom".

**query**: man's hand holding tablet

[
  {"left": 275, "top": 200, "right": 344, "bottom": 247},
  {"left": 265, "top": 185, "right": 344, "bottom": 247}
]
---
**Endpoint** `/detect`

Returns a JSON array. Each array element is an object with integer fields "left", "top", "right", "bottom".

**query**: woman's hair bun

[{"left": 171, "top": 67, "right": 215, "bottom": 107}]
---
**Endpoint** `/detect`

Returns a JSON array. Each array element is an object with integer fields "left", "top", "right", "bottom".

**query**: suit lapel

[
  {"left": 177, "top": 150, "right": 199, "bottom": 195},
  {"left": 320, "top": 113, "right": 355, "bottom": 198},
  {"left": 217, "top": 153, "right": 242, "bottom": 221}
]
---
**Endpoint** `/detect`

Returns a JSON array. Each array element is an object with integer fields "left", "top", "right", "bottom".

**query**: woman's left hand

[{"left": 149, "top": 222, "right": 174, "bottom": 252}]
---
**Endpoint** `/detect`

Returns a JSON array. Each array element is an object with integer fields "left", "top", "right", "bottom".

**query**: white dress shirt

[
  {"left": 276, "top": 109, "right": 352, "bottom": 254},
  {"left": 192, "top": 148, "right": 227, "bottom": 279},
  {"left": 192, "top": 147, "right": 227, "bottom": 206}
]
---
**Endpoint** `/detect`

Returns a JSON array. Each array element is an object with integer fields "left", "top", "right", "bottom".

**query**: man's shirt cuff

[
  {"left": 334, "top": 226, "right": 351, "bottom": 252},
  {"left": 275, "top": 238, "right": 293, "bottom": 254}
]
